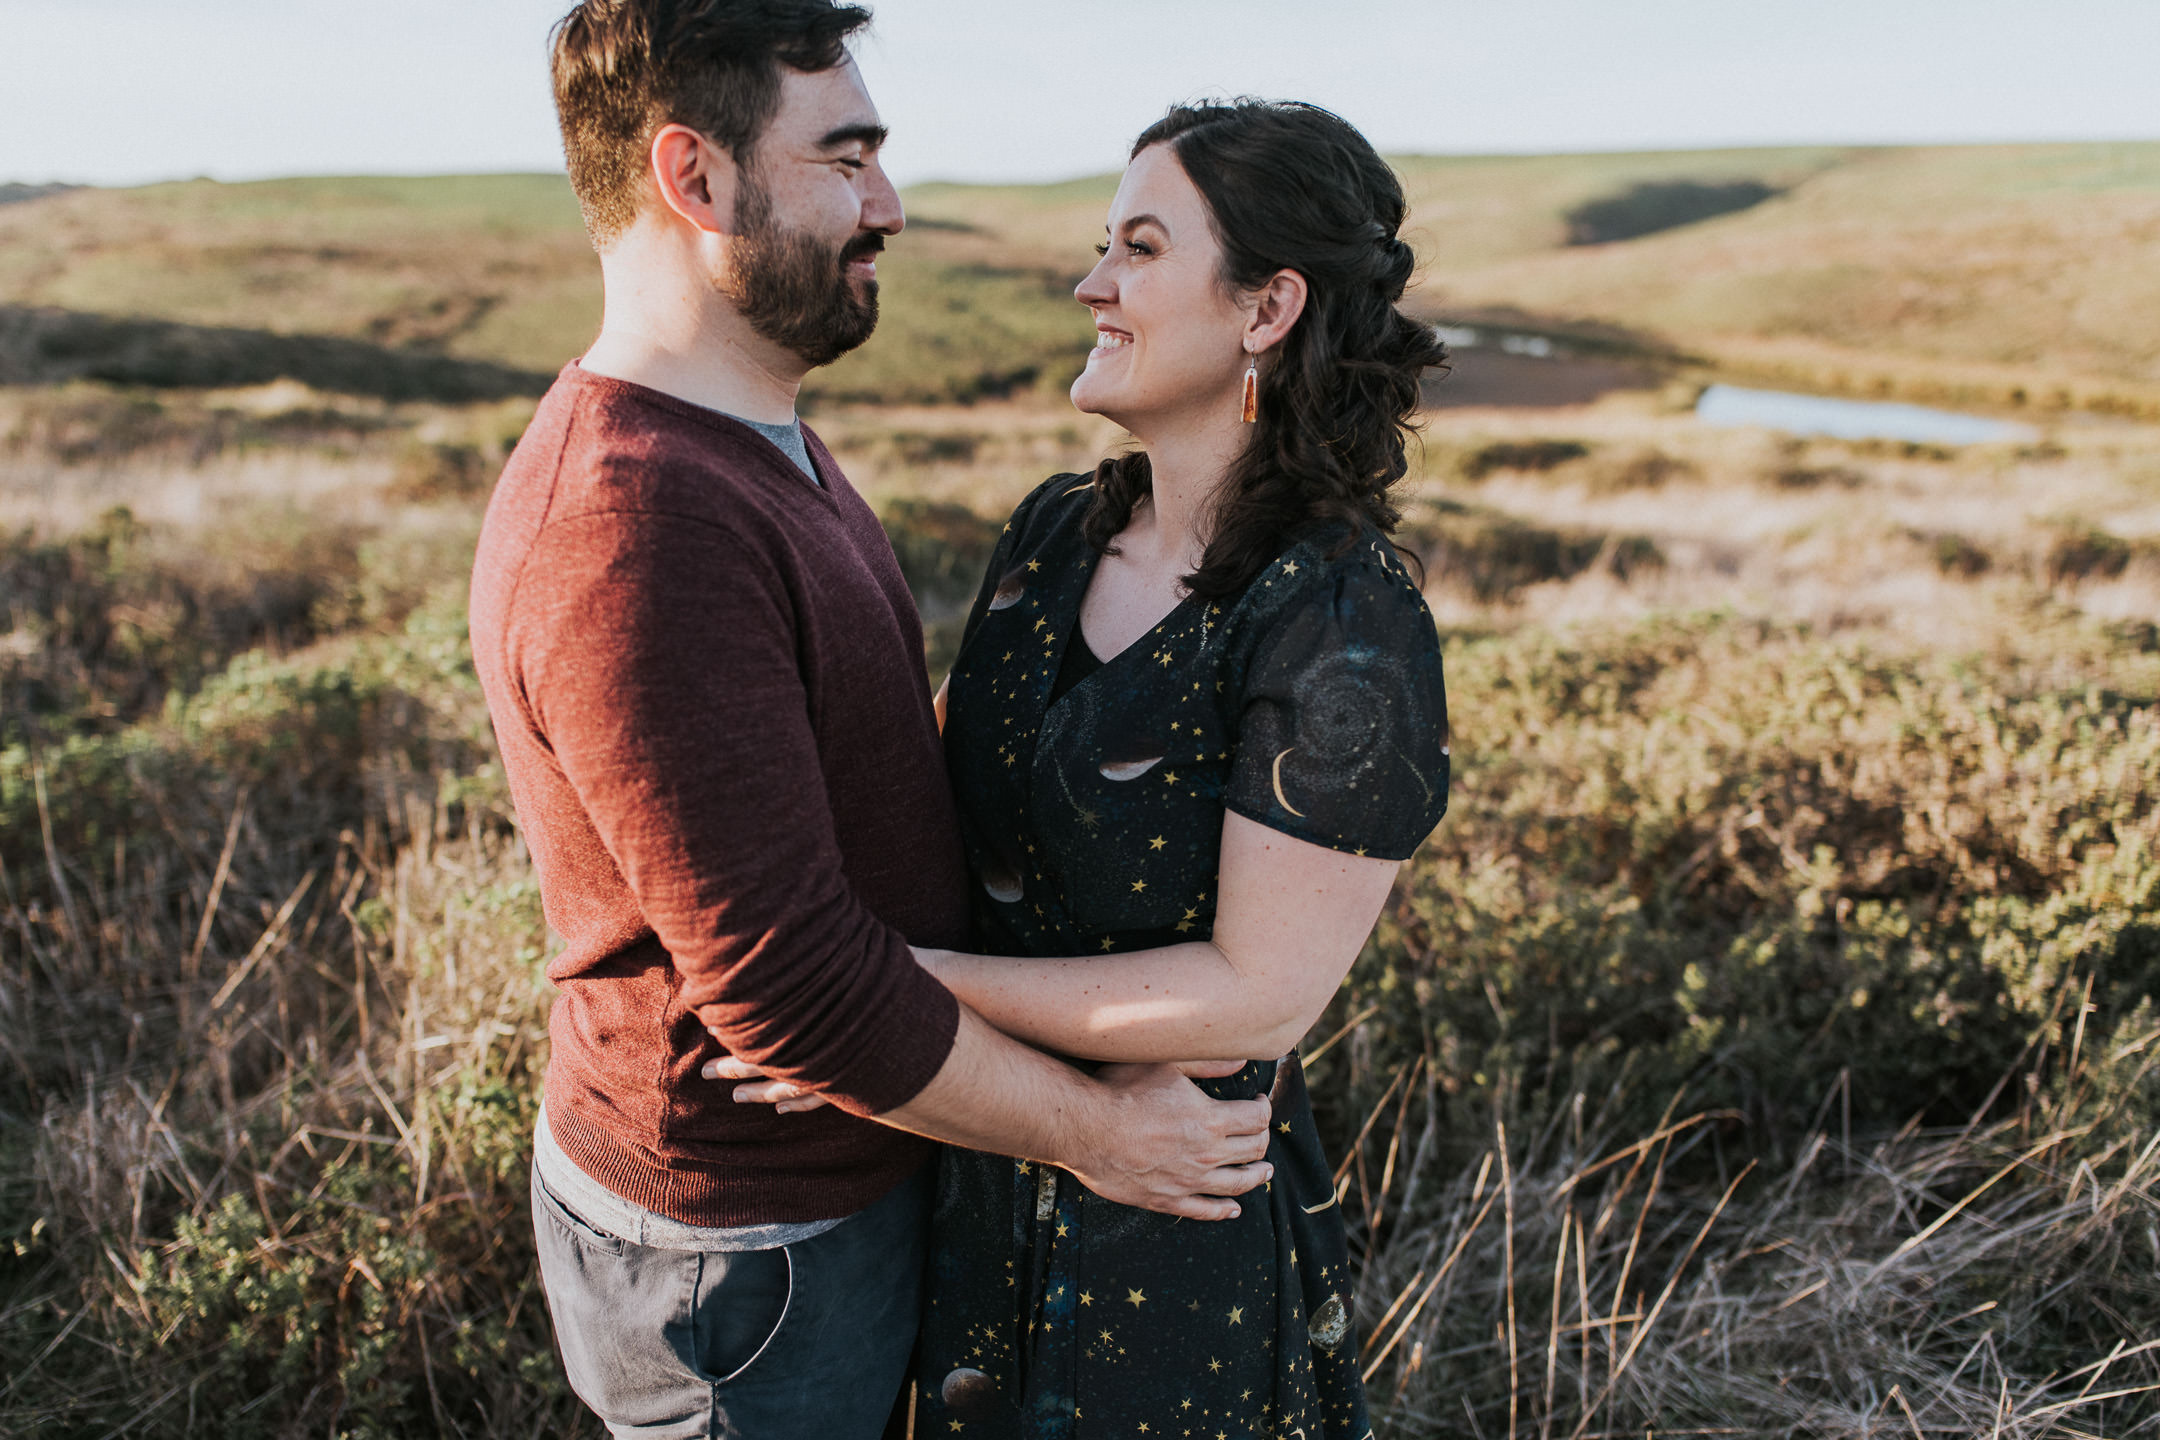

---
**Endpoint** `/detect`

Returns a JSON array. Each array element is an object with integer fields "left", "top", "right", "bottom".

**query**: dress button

[{"left": 940, "top": 1366, "right": 1000, "bottom": 1418}]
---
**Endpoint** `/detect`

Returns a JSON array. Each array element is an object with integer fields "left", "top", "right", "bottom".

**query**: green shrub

[{"left": 1335, "top": 614, "right": 2160, "bottom": 1147}]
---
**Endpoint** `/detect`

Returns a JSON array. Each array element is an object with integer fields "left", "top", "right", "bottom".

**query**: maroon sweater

[{"left": 470, "top": 363, "right": 967, "bottom": 1226}]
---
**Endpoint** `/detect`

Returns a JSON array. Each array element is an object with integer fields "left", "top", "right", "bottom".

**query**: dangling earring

[{"left": 1240, "top": 353, "right": 1258, "bottom": 424}]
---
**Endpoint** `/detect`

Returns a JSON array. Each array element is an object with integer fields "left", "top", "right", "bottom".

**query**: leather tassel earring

[{"left": 1240, "top": 355, "right": 1258, "bottom": 424}]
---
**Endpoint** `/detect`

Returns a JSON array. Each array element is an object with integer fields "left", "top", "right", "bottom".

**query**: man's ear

[
  {"left": 1245, "top": 270, "right": 1309, "bottom": 356},
  {"left": 649, "top": 124, "right": 738, "bottom": 236}
]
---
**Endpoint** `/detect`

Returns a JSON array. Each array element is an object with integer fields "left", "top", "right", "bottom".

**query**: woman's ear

[
  {"left": 649, "top": 123, "right": 738, "bottom": 236},
  {"left": 1245, "top": 269, "right": 1309, "bottom": 356}
]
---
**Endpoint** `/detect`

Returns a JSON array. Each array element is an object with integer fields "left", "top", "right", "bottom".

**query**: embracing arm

[{"left": 924, "top": 813, "right": 1399, "bottom": 1063}]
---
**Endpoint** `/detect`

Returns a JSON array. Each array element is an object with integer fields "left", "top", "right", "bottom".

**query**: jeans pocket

[
  {"left": 696, "top": 1245, "right": 794, "bottom": 1385},
  {"left": 533, "top": 1170, "right": 629, "bottom": 1257}
]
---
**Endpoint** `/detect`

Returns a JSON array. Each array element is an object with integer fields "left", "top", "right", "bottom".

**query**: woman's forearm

[{"left": 915, "top": 943, "right": 1308, "bottom": 1064}]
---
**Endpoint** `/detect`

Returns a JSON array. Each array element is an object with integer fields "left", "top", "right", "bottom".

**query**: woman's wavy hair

[{"left": 1082, "top": 100, "right": 1447, "bottom": 598}]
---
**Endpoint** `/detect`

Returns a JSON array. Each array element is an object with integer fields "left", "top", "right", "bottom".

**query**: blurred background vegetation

[{"left": 1, "top": 144, "right": 2156, "bottom": 1437}]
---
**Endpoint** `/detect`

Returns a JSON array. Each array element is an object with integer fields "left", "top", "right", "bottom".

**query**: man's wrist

[{"left": 1044, "top": 1063, "right": 1113, "bottom": 1176}]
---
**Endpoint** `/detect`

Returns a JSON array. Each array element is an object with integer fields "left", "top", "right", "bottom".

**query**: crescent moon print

[
  {"left": 1099, "top": 755, "right": 1164, "bottom": 782},
  {"left": 1272, "top": 747, "right": 1306, "bottom": 817}
]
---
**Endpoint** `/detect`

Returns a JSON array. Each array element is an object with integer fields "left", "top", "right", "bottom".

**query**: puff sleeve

[{"left": 1224, "top": 549, "right": 1451, "bottom": 860}]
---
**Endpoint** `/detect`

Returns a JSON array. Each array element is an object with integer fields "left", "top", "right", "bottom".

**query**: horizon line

[{"left": 11, "top": 134, "right": 2160, "bottom": 194}]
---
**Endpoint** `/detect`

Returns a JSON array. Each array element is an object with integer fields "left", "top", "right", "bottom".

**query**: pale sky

[{"left": 5, "top": 0, "right": 2158, "bottom": 189}]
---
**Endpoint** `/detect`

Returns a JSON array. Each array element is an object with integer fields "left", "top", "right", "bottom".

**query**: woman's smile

[{"left": 1088, "top": 323, "right": 1134, "bottom": 363}]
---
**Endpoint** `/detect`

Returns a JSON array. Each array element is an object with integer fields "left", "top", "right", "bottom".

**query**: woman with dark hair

[{"left": 729, "top": 99, "right": 1447, "bottom": 1436}]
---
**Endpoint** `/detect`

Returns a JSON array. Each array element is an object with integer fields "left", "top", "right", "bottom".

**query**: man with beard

[{"left": 467, "top": 3, "right": 1275, "bottom": 1436}]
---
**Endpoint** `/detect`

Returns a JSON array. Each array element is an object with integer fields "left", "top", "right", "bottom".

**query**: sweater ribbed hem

[{"left": 543, "top": 1091, "right": 934, "bottom": 1229}]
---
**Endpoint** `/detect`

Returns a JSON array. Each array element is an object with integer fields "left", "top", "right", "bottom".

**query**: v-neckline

[{"left": 1044, "top": 544, "right": 1209, "bottom": 716}]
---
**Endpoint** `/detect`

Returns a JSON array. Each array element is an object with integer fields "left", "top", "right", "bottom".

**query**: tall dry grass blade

[
  {"left": 2048, "top": 1336, "right": 2160, "bottom": 1390},
  {"left": 1554, "top": 1111, "right": 1731, "bottom": 1202},
  {"left": 207, "top": 868, "right": 317, "bottom": 1012},
  {"left": 1376, "top": 1054, "right": 1424, "bottom": 1216},
  {"left": 1362, "top": 1268, "right": 1427, "bottom": 1361},
  {"left": 2066, "top": 970, "right": 2095, "bottom": 1080},
  {"left": 1499, "top": 1121, "right": 1520, "bottom": 1440},
  {"left": 1573, "top": 1198, "right": 1590, "bottom": 1422},
  {"left": 1865, "top": 1128, "right": 2093, "bottom": 1281},
  {"left": 1541, "top": 1206, "right": 1573, "bottom": 1440},
  {"left": 1363, "top": 1180, "right": 1503, "bottom": 1383},
  {"left": 31, "top": 767, "right": 86, "bottom": 946},
  {"left": 1889, "top": 1383, "right": 1924, "bottom": 1439},
  {"left": 186, "top": 790, "right": 249, "bottom": 981},
  {"left": 1300, "top": 1002, "right": 1378, "bottom": 1068},
  {"left": 1332, "top": 1060, "right": 1411, "bottom": 1188},
  {"left": 1604, "top": 1121, "right": 1680, "bottom": 1386},
  {"left": 2022, "top": 1382, "right": 2160, "bottom": 1421}
]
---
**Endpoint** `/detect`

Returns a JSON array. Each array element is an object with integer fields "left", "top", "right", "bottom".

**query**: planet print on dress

[
  {"left": 989, "top": 572, "right": 1028, "bottom": 610},
  {"left": 980, "top": 857, "right": 1025, "bottom": 904}
]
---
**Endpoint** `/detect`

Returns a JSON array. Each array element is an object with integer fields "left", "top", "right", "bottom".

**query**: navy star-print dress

[{"left": 914, "top": 474, "right": 1451, "bottom": 1440}]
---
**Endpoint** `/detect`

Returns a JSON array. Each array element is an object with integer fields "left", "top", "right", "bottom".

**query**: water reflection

[{"left": 1696, "top": 383, "right": 2037, "bottom": 446}]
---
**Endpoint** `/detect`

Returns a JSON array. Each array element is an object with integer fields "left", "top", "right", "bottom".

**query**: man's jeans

[{"left": 532, "top": 1162, "right": 929, "bottom": 1439}]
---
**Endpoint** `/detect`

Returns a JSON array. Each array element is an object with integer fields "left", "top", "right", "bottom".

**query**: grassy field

[
  {"left": 6, "top": 141, "right": 2160, "bottom": 412},
  {"left": 1, "top": 152, "right": 2157, "bottom": 1436}
]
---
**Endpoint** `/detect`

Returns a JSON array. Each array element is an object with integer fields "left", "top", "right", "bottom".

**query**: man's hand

[
  {"left": 704, "top": 1049, "right": 1274, "bottom": 1219},
  {"left": 1063, "top": 1059, "right": 1272, "bottom": 1221}
]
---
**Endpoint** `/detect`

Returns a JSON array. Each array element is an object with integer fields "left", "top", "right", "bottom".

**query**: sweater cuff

[
  {"left": 836, "top": 970, "right": 962, "bottom": 1117},
  {"left": 697, "top": 942, "right": 963, "bottom": 1119}
]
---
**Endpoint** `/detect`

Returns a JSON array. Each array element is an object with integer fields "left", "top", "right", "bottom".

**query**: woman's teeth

[{"left": 1094, "top": 333, "right": 1131, "bottom": 350}]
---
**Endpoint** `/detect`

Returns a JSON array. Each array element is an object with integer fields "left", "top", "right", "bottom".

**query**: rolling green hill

[{"left": 3, "top": 142, "right": 2157, "bottom": 412}]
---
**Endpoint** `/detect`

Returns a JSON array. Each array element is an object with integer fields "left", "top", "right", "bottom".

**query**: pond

[{"left": 1696, "top": 383, "right": 2038, "bottom": 446}]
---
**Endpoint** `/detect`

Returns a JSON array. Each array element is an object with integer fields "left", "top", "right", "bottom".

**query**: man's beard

[{"left": 720, "top": 172, "right": 882, "bottom": 368}]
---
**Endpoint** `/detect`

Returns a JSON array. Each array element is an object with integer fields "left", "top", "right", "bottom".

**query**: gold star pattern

[
  {"left": 1227, "top": 1306, "right": 1244, "bottom": 1325},
  {"left": 1149, "top": 836, "right": 1167, "bottom": 851},
  {"left": 1131, "top": 879, "right": 1147, "bottom": 893},
  {"left": 1126, "top": 1288, "right": 1147, "bottom": 1307},
  {"left": 1079, "top": 1291, "right": 1093, "bottom": 1306},
  {"left": 1282, "top": 560, "right": 1300, "bottom": 575}
]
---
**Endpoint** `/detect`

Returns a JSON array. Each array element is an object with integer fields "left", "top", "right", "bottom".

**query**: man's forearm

[{"left": 875, "top": 1003, "right": 1097, "bottom": 1160}]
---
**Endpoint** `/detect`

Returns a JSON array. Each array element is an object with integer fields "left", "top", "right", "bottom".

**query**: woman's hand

[
  {"left": 703, "top": 1054, "right": 832, "bottom": 1113},
  {"left": 703, "top": 945, "right": 954, "bottom": 1112}
]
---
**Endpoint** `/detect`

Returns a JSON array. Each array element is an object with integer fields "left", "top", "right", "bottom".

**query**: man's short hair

[{"left": 550, "top": 0, "right": 873, "bottom": 248}]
